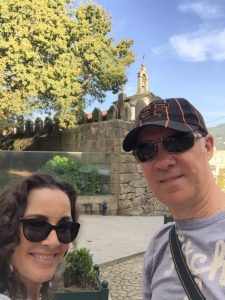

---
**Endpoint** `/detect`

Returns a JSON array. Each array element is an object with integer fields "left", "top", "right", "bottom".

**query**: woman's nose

[{"left": 41, "top": 229, "right": 61, "bottom": 248}]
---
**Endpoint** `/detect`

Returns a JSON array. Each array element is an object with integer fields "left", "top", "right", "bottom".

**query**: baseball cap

[{"left": 122, "top": 98, "right": 208, "bottom": 152}]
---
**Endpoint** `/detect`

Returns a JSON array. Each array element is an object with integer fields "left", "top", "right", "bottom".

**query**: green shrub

[
  {"left": 42, "top": 155, "right": 102, "bottom": 195},
  {"left": 64, "top": 248, "right": 97, "bottom": 288}
]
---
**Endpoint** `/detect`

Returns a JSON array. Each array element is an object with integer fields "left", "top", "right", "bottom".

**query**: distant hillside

[{"left": 208, "top": 123, "right": 225, "bottom": 150}]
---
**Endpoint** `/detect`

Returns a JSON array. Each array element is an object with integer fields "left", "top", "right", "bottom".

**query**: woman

[{"left": 0, "top": 172, "right": 80, "bottom": 300}]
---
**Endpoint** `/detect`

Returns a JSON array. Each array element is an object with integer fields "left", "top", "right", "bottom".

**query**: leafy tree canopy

[{"left": 0, "top": 0, "right": 135, "bottom": 129}]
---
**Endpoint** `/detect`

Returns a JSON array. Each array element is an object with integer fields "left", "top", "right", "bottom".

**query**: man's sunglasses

[
  {"left": 133, "top": 131, "right": 205, "bottom": 163},
  {"left": 19, "top": 218, "right": 80, "bottom": 244}
]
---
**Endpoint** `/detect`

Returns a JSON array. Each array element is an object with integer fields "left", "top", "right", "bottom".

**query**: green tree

[
  {"left": 0, "top": 0, "right": 135, "bottom": 129},
  {"left": 42, "top": 155, "right": 103, "bottom": 195}
]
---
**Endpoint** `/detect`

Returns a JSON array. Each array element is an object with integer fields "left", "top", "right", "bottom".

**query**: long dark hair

[{"left": 0, "top": 172, "right": 78, "bottom": 299}]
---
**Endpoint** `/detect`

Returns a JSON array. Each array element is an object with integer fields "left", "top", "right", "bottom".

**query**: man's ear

[{"left": 204, "top": 134, "right": 214, "bottom": 160}]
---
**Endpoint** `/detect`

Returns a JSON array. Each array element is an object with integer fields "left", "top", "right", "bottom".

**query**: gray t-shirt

[
  {"left": 142, "top": 211, "right": 225, "bottom": 299},
  {"left": 0, "top": 295, "right": 11, "bottom": 300}
]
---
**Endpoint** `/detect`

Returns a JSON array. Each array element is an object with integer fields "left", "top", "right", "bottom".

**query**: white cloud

[
  {"left": 170, "top": 28, "right": 225, "bottom": 62},
  {"left": 178, "top": 0, "right": 222, "bottom": 19},
  {"left": 150, "top": 44, "right": 171, "bottom": 56}
]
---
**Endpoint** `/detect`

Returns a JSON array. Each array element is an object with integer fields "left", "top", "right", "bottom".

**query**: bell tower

[{"left": 137, "top": 63, "right": 149, "bottom": 94}]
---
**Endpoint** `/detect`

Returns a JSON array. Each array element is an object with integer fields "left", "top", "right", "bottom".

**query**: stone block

[
  {"left": 113, "top": 154, "right": 134, "bottom": 163},
  {"left": 129, "top": 206, "right": 144, "bottom": 216},
  {"left": 154, "top": 211, "right": 166, "bottom": 216},
  {"left": 118, "top": 163, "right": 137, "bottom": 173},
  {"left": 126, "top": 192, "right": 135, "bottom": 200},
  {"left": 119, "top": 193, "right": 127, "bottom": 200},
  {"left": 110, "top": 174, "right": 119, "bottom": 184},
  {"left": 117, "top": 207, "right": 143, "bottom": 216},
  {"left": 120, "top": 183, "right": 135, "bottom": 194},
  {"left": 130, "top": 179, "right": 148, "bottom": 188},
  {"left": 135, "top": 188, "right": 146, "bottom": 197},
  {"left": 143, "top": 205, "right": 155, "bottom": 214},
  {"left": 131, "top": 172, "right": 145, "bottom": 181},
  {"left": 92, "top": 108, "right": 102, "bottom": 122},
  {"left": 133, "top": 195, "right": 147, "bottom": 206},
  {"left": 146, "top": 186, "right": 154, "bottom": 195},
  {"left": 107, "top": 104, "right": 118, "bottom": 120},
  {"left": 154, "top": 201, "right": 167, "bottom": 211},
  {"left": 110, "top": 183, "right": 121, "bottom": 195},
  {"left": 118, "top": 199, "right": 133, "bottom": 209},
  {"left": 119, "top": 173, "right": 132, "bottom": 183}
]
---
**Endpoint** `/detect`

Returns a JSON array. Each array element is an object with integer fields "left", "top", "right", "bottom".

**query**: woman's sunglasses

[
  {"left": 19, "top": 218, "right": 80, "bottom": 244},
  {"left": 133, "top": 131, "right": 205, "bottom": 163}
]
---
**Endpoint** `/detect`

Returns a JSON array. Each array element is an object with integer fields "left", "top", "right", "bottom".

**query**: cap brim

[
  {"left": 122, "top": 120, "right": 201, "bottom": 152},
  {"left": 122, "top": 127, "right": 142, "bottom": 152}
]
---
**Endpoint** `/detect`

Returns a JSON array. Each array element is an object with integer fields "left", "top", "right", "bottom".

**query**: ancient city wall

[{"left": 3, "top": 117, "right": 167, "bottom": 216}]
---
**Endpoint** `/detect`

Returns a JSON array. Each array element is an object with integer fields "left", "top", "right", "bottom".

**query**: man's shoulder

[
  {"left": 153, "top": 222, "right": 174, "bottom": 243},
  {"left": 143, "top": 222, "right": 174, "bottom": 277},
  {"left": 145, "top": 222, "right": 174, "bottom": 255}
]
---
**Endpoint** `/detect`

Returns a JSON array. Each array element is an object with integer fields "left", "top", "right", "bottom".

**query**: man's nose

[{"left": 154, "top": 144, "right": 176, "bottom": 169}]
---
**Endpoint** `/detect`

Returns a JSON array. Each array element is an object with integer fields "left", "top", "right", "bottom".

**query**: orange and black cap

[{"left": 122, "top": 98, "right": 208, "bottom": 152}]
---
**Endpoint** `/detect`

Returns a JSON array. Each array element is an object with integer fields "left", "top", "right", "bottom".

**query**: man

[{"left": 122, "top": 98, "right": 225, "bottom": 299}]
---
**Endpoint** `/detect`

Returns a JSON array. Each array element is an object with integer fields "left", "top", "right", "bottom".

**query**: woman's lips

[
  {"left": 29, "top": 252, "right": 59, "bottom": 266},
  {"left": 31, "top": 253, "right": 56, "bottom": 260}
]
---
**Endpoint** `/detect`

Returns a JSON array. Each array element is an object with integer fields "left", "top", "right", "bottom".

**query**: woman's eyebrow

[
  {"left": 22, "top": 215, "right": 72, "bottom": 222},
  {"left": 22, "top": 214, "right": 48, "bottom": 220},
  {"left": 58, "top": 216, "right": 73, "bottom": 222}
]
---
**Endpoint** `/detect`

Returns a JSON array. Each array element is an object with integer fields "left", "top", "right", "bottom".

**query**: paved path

[
  {"left": 74, "top": 215, "right": 164, "bottom": 300},
  {"left": 76, "top": 215, "right": 163, "bottom": 264},
  {"left": 100, "top": 253, "right": 144, "bottom": 300}
]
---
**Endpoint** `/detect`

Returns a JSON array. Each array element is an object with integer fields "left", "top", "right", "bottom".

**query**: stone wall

[{"left": 7, "top": 119, "right": 167, "bottom": 216}]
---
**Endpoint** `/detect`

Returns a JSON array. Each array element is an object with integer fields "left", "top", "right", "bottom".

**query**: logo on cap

[{"left": 139, "top": 103, "right": 169, "bottom": 125}]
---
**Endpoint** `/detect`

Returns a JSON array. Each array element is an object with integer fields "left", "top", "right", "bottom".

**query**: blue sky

[{"left": 84, "top": 0, "right": 225, "bottom": 127}]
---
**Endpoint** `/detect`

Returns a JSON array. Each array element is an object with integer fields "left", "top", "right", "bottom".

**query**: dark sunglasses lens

[
  {"left": 22, "top": 219, "right": 50, "bottom": 242},
  {"left": 133, "top": 143, "right": 157, "bottom": 162},
  {"left": 56, "top": 222, "right": 80, "bottom": 244},
  {"left": 21, "top": 219, "right": 80, "bottom": 243},
  {"left": 163, "top": 133, "right": 194, "bottom": 153}
]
